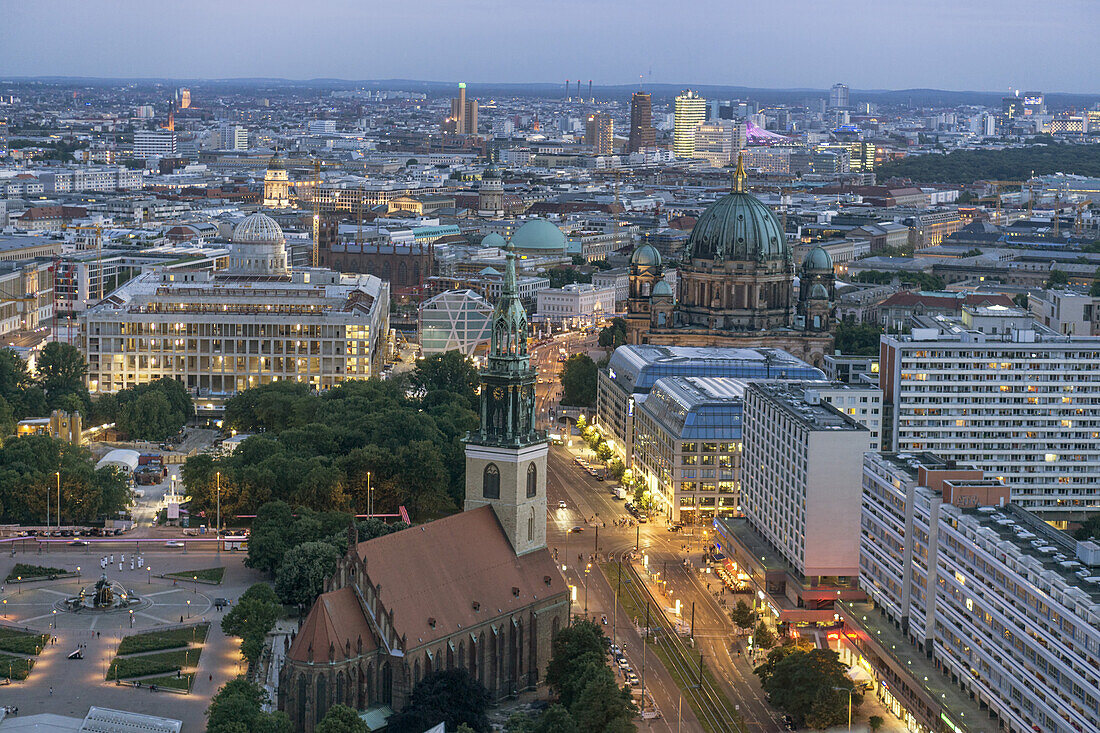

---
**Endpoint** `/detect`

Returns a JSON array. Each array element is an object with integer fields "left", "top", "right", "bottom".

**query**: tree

[
  {"left": 1046, "top": 269, "right": 1069, "bottom": 288},
  {"left": 222, "top": 583, "right": 281, "bottom": 667},
  {"left": 411, "top": 351, "right": 480, "bottom": 410},
  {"left": 869, "top": 715, "right": 885, "bottom": 732},
  {"left": 35, "top": 342, "right": 89, "bottom": 411},
  {"left": 595, "top": 441, "right": 613, "bottom": 462},
  {"left": 731, "top": 600, "right": 756, "bottom": 632},
  {"left": 753, "top": 620, "right": 776, "bottom": 650},
  {"left": 1073, "top": 514, "right": 1100, "bottom": 541},
  {"left": 115, "top": 378, "right": 193, "bottom": 440},
  {"left": 316, "top": 704, "right": 368, "bottom": 733},
  {"left": 756, "top": 648, "right": 860, "bottom": 729},
  {"left": 386, "top": 669, "right": 491, "bottom": 733},
  {"left": 833, "top": 321, "right": 884, "bottom": 356},
  {"left": 575, "top": 414, "right": 587, "bottom": 432},
  {"left": 207, "top": 677, "right": 291, "bottom": 733},
  {"left": 598, "top": 318, "right": 628, "bottom": 349},
  {"left": 569, "top": 662, "right": 636, "bottom": 732},
  {"left": 274, "top": 540, "right": 341, "bottom": 608},
  {"left": 560, "top": 354, "right": 597, "bottom": 407}
]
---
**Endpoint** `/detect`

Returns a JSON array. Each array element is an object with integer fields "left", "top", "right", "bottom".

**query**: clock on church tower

[{"left": 464, "top": 242, "right": 548, "bottom": 556}]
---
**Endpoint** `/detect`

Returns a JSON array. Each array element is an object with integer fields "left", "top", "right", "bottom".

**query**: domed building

[
  {"left": 508, "top": 219, "right": 566, "bottom": 256},
  {"left": 262, "top": 152, "right": 291, "bottom": 209},
  {"left": 477, "top": 166, "right": 504, "bottom": 218},
  {"left": 227, "top": 211, "right": 290, "bottom": 276},
  {"left": 626, "top": 156, "right": 834, "bottom": 365}
]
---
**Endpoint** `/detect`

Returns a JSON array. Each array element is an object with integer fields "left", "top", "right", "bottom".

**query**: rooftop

[
  {"left": 748, "top": 381, "right": 869, "bottom": 432},
  {"left": 607, "top": 345, "right": 823, "bottom": 394}
]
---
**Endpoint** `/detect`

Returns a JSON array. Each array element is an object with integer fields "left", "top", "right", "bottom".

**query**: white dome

[
  {"left": 226, "top": 211, "right": 289, "bottom": 276},
  {"left": 232, "top": 211, "right": 285, "bottom": 245}
]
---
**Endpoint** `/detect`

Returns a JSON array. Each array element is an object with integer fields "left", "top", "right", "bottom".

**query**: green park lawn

[
  {"left": 116, "top": 624, "right": 209, "bottom": 655},
  {"left": 0, "top": 652, "right": 35, "bottom": 680},
  {"left": 5, "top": 563, "right": 69, "bottom": 582},
  {"left": 0, "top": 628, "right": 50, "bottom": 656},
  {"left": 141, "top": 672, "right": 195, "bottom": 691},
  {"left": 165, "top": 567, "right": 225, "bottom": 584}
]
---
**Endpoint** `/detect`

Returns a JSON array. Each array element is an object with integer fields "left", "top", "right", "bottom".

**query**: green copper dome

[
  {"left": 510, "top": 219, "right": 566, "bottom": 252},
  {"left": 651, "top": 280, "right": 674, "bottom": 298},
  {"left": 810, "top": 282, "right": 829, "bottom": 299},
  {"left": 684, "top": 155, "right": 788, "bottom": 263},
  {"left": 803, "top": 246, "right": 833, "bottom": 271},
  {"left": 482, "top": 232, "right": 506, "bottom": 249},
  {"left": 631, "top": 243, "right": 661, "bottom": 268}
]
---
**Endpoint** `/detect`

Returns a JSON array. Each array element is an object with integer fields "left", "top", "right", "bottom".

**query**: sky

[{"left": 1, "top": 0, "right": 1097, "bottom": 93}]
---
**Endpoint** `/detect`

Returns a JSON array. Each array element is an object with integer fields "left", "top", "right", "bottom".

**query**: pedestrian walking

[{"left": 49, "top": 686, "right": 53, "bottom": 696}]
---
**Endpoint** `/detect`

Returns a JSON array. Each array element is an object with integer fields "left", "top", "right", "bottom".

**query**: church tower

[
  {"left": 263, "top": 152, "right": 290, "bottom": 209},
  {"left": 464, "top": 243, "right": 548, "bottom": 556}
]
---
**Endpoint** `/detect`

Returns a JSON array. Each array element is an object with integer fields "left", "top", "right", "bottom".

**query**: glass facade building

[{"left": 418, "top": 289, "right": 493, "bottom": 357}]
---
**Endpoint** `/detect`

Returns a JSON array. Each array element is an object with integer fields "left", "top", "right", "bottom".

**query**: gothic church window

[{"left": 483, "top": 463, "right": 500, "bottom": 499}]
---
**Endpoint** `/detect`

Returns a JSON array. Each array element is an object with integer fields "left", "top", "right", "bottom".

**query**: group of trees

[
  {"left": 221, "top": 583, "right": 282, "bottom": 668},
  {"left": 559, "top": 354, "right": 597, "bottom": 407},
  {"left": 505, "top": 620, "right": 636, "bottom": 733},
  {"left": 548, "top": 267, "right": 593, "bottom": 289},
  {"left": 387, "top": 669, "right": 491, "bottom": 732},
  {"left": 852, "top": 270, "right": 946, "bottom": 291},
  {"left": 876, "top": 142, "right": 1100, "bottom": 184},
  {"left": 754, "top": 646, "right": 861, "bottom": 730},
  {"left": 598, "top": 318, "right": 628, "bottom": 349},
  {"left": 206, "top": 677, "right": 293, "bottom": 733},
  {"left": 833, "top": 321, "right": 884, "bottom": 356},
  {"left": 0, "top": 434, "right": 130, "bottom": 524},
  {"left": 183, "top": 355, "right": 478, "bottom": 523},
  {"left": 92, "top": 378, "right": 194, "bottom": 441},
  {"left": 244, "top": 500, "right": 407, "bottom": 610}
]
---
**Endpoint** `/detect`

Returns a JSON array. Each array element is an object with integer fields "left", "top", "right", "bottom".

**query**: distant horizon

[{"left": 1, "top": 0, "right": 1097, "bottom": 94}]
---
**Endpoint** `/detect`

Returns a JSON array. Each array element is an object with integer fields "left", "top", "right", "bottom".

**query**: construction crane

[
  {"left": 1075, "top": 200, "right": 1093, "bottom": 237},
  {"left": 312, "top": 159, "right": 321, "bottom": 268}
]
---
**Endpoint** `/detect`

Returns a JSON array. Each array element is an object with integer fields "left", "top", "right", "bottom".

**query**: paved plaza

[{"left": 0, "top": 549, "right": 268, "bottom": 731}]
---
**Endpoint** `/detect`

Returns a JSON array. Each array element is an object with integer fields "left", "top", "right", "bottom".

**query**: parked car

[
  {"left": 67, "top": 540, "right": 89, "bottom": 546},
  {"left": 558, "top": 500, "right": 568, "bottom": 510}
]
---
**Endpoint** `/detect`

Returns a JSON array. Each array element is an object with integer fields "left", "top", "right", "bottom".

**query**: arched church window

[
  {"left": 483, "top": 464, "right": 500, "bottom": 499},
  {"left": 526, "top": 464, "right": 537, "bottom": 498}
]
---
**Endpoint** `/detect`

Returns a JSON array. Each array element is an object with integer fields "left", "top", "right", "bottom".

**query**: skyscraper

[
  {"left": 829, "top": 83, "right": 850, "bottom": 109},
  {"left": 585, "top": 112, "right": 614, "bottom": 156},
  {"left": 448, "top": 82, "right": 479, "bottom": 135},
  {"left": 672, "top": 90, "right": 706, "bottom": 159},
  {"left": 627, "top": 92, "right": 656, "bottom": 153},
  {"left": 178, "top": 88, "right": 191, "bottom": 109}
]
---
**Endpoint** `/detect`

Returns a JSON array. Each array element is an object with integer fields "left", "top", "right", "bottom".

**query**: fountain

[{"left": 61, "top": 573, "right": 148, "bottom": 613}]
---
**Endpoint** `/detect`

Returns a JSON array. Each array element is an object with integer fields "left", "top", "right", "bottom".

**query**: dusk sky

[{"left": 2, "top": 0, "right": 1097, "bottom": 93}]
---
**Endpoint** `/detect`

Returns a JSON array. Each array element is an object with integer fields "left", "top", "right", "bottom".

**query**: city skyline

[{"left": 1, "top": 0, "right": 1098, "bottom": 93}]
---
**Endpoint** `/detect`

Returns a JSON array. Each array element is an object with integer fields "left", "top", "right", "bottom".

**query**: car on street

[
  {"left": 625, "top": 672, "right": 640, "bottom": 686},
  {"left": 67, "top": 540, "right": 89, "bottom": 546},
  {"left": 164, "top": 540, "right": 185, "bottom": 547},
  {"left": 568, "top": 526, "right": 584, "bottom": 533},
  {"left": 558, "top": 500, "right": 568, "bottom": 509},
  {"left": 616, "top": 657, "right": 630, "bottom": 669}
]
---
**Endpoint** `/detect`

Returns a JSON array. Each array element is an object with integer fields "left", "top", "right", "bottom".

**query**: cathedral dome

[
  {"left": 482, "top": 232, "right": 506, "bottom": 249},
  {"left": 267, "top": 152, "right": 285, "bottom": 171},
  {"left": 803, "top": 246, "right": 833, "bottom": 271},
  {"left": 631, "top": 243, "right": 661, "bottom": 268},
  {"left": 232, "top": 211, "right": 286, "bottom": 245},
  {"left": 684, "top": 191, "right": 788, "bottom": 263},
  {"left": 651, "top": 280, "right": 673, "bottom": 298},
  {"left": 509, "top": 219, "right": 566, "bottom": 252}
]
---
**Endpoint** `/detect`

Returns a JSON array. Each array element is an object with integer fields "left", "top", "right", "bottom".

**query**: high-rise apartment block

[
  {"left": 220, "top": 124, "right": 248, "bottom": 150},
  {"left": 829, "top": 83, "right": 850, "bottom": 109},
  {"left": 672, "top": 90, "right": 706, "bottom": 158},
  {"left": 692, "top": 121, "right": 744, "bottom": 167},
  {"left": 627, "top": 92, "right": 656, "bottom": 152},
  {"left": 448, "top": 82, "right": 479, "bottom": 135},
  {"left": 879, "top": 311, "right": 1100, "bottom": 516},
  {"left": 584, "top": 112, "right": 614, "bottom": 156},
  {"left": 854, "top": 452, "right": 1100, "bottom": 733},
  {"left": 132, "top": 130, "right": 177, "bottom": 160}
]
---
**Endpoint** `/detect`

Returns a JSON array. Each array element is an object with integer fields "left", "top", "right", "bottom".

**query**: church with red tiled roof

[{"left": 279, "top": 243, "right": 569, "bottom": 732}]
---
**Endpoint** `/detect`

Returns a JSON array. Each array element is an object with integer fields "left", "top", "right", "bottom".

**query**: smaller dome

[
  {"left": 652, "top": 280, "right": 674, "bottom": 298},
  {"left": 509, "top": 219, "right": 566, "bottom": 252},
  {"left": 810, "top": 283, "right": 829, "bottom": 299},
  {"left": 232, "top": 211, "right": 285, "bottom": 245},
  {"left": 482, "top": 165, "right": 501, "bottom": 180},
  {"left": 482, "top": 232, "right": 506, "bottom": 249},
  {"left": 631, "top": 244, "right": 661, "bottom": 268},
  {"left": 803, "top": 246, "right": 833, "bottom": 271},
  {"left": 267, "top": 153, "right": 285, "bottom": 171}
]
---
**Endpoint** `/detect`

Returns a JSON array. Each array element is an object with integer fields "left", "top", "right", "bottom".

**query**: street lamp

[
  {"left": 833, "top": 686, "right": 854, "bottom": 731},
  {"left": 147, "top": 566, "right": 152, "bottom": 585},
  {"left": 215, "top": 471, "right": 221, "bottom": 555},
  {"left": 55, "top": 471, "right": 61, "bottom": 532},
  {"left": 367, "top": 471, "right": 372, "bottom": 518},
  {"left": 584, "top": 562, "right": 591, "bottom": 616},
  {"left": 186, "top": 599, "right": 191, "bottom": 619}
]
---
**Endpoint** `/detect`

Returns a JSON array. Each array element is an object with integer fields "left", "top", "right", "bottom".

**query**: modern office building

[
  {"left": 0, "top": 259, "right": 54, "bottom": 336},
  {"left": 418, "top": 289, "right": 493, "bottom": 357},
  {"left": 672, "top": 91, "right": 707, "bottom": 158},
  {"left": 596, "top": 345, "right": 824, "bottom": 470},
  {"left": 584, "top": 113, "right": 614, "bottom": 156},
  {"left": 692, "top": 121, "right": 739, "bottom": 167},
  {"left": 80, "top": 212, "right": 389, "bottom": 401},
  {"left": 829, "top": 83, "right": 850, "bottom": 109},
  {"left": 132, "top": 130, "right": 177, "bottom": 160},
  {"left": 879, "top": 312, "right": 1100, "bottom": 517},
  {"left": 855, "top": 452, "right": 1100, "bottom": 733},
  {"left": 448, "top": 83, "right": 478, "bottom": 135},
  {"left": 716, "top": 382, "right": 871, "bottom": 623},
  {"left": 308, "top": 120, "right": 336, "bottom": 135},
  {"left": 1028, "top": 289, "right": 1100, "bottom": 336},
  {"left": 220, "top": 124, "right": 248, "bottom": 151},
  {"left": 627, "top": 92, "right": 656, "bottom": 153}
]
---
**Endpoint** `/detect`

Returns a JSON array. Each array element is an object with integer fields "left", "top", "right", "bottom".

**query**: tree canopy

[
  {"left": 112, "top": 378, "right": 193, "bottom": 441},
  {"left": 852, "top": 270, "right": 945, "bottom": 291},
  {"left": 386, "top": 669, "right": 491, "bottom": 733},
  {"left": 754, "top": 647, "right": 860, "bottom": 729},
  {"left": 833, "top": 321, "right": 884, "bottom": 356},
  {"left": 36, "top": 342, "right": 89, "bottom": 414},
  {"left": 598, "top": 318, "right": 628, "bottom": 349},
  {"left": 206, "top": 677, "right": 292, "bottom": 733},
  {"left": 876, "top": 143, "right": 1100, "bottom": 184},
  {"left": 221, "top": 583, "right": 281, "bottom": 667},
  {"left": 0, "top": 435, "right": 130, "bottom": 524},
  {"left": 316, "top": 704, "right": 369, "bottom": 733},
  {"left": 189, "top": 375, "right": 477, "bottom": 522},
  {"left": 559, "top": 354, "right": 597, "bottom": 408},
  {"left": 274, "top": 540, "right": 341, "bottom": 608}
]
